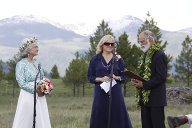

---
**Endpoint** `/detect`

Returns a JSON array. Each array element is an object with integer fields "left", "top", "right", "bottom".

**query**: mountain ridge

[{"left": 0, "top": 15, "right": 192, "bottom": 76}]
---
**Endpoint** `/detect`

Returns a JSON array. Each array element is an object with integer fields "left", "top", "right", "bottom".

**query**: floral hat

[{"left": 19, "top": 37, "right": 38, "bottom": 53}]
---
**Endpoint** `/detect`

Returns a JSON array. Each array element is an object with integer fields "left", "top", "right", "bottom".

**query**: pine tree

[
  {"left": 6, "top": 56, "right": 20, "bottom": 97},
  {"left": 137, "top": 12, "right": 173, "bottom": 82},
  {"left": 117, "top": 32, "right": 132, "bottom": 69},
  {"left": 0, "top": 60, "right": 4, "bottom": 82},
  {"left": 63, "top": 52, "right": 88, "bottom": 96},
  {"left": 117, "top": 32, "right": 142, "bottom": 72},
  {"left": 63, "top": 60, "right": 77, "bottom": 96},
  {"left": 116, "top": 32, "right": 143, "bottom": 96},
  {"left": 138, "top": 12, "right": 163, "bottom": 44},
  {"left": 87, "top": 20, "right": 114, "bottom": 61},
  {"left": 116, "top": 32, "right": 130, "bottom": 97},
  {"left": 174, "top": 35, "right": 192, "bottom": 86},
  {"left": 130, "top": 44, "right": 143, "bottom": 72},
  {"left": 50, "top": 64, "right": 60, "bottom": 79},
  {"left": 78, "top": 56, "right": 88, "bottom": 96}
]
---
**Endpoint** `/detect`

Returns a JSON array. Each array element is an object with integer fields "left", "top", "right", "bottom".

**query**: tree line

[
  {"left": 62, "top": 13, "right": 192, "bottom": 96},
  {"left": 0, "top": 13, "right": 192, "bottom": 97}
]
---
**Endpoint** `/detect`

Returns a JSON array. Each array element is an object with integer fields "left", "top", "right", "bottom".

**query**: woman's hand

[
  {"left": 115, "top": 54, "right": 121, "bottom": 61},
  {"left": 113, "top": 74, "right": 121, "bottom": 81},
  {"left": 95, "top": 76, "right": 111, "bottom": 82},
  {"left": 36, "top": 88, "right": 44, "bottom": 97},
  {"left": 100, "top": 76, "right": 111, "bottom": 82}
]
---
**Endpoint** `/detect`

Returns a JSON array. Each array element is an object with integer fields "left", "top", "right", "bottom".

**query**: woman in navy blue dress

[{"left": 87, "top": 35, "right": 132, "bottom": 128}]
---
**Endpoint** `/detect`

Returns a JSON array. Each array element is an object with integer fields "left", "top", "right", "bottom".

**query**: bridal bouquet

[{"left": 37, "top": 78, "right": 53, "bottom": 94}]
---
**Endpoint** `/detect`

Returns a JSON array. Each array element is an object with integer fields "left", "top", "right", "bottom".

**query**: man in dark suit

[{"left": 131, "top": 30, "right": 167, "bottom": 128}]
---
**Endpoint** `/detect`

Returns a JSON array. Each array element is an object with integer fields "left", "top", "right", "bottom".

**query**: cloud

[
  {"left": 39, "top": 38, "right": 89, "bottom": 51},
  {"left": 0, "top": 35, "right": 5, "bottom": 38},
  {"left": 72, "top": 37, "right": 85, "bottom": 42},
  {"left": 14, "top": 29, "right": 38, "bottom": 37},
  {"left": 37, "top": 46, "right": 76, "bottom": 76},
  {"left": 0, "top": 46, "right": 17, "bottom": 61},
  {"left": 29, "top": 38, "right": 90, "bottom": 76}
]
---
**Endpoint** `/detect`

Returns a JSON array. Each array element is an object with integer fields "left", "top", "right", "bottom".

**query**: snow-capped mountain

[
  {"left": 178, "top": 27, "right": 192, "bottom": 34},
  {"left": 0, "top": 15, "right": 65, "bottom": 29},
  {"left": 62, "top": 15, "right": 143, "bottom": 37},
  {"left": 0, "top": 15, "right": 192, "bottom": 76},
  {"left": 62, "top": 23, "right": 97, "bottom": 36},
  {"left": 108, "top": 16, "right": 143, "bottom": 33},
  {"left": 0, "top": 15, "right": 89, "bottom": 76},
  {"left": 109, "top": 16, "right": 143, "bottom": 43}
]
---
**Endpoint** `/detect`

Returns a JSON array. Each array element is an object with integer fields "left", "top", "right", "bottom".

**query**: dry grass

[
  {"left": 0, "top": 95, "right": 191, "bottom": 128},
  {"left": 0, "top": 79, "right": 191, "bottom": 128}
]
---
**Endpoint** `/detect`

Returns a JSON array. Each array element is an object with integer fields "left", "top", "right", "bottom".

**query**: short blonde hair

[{"left": 96, "top": 35, "right": 115, "bottom": 54}]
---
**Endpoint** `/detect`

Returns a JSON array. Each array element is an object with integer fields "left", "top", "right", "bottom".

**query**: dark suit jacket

[{"left": 142, "top": 50, "right": 167, "bottom": 107}]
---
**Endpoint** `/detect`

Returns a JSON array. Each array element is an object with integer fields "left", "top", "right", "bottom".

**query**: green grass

[
  {"left": 0, "top": 96, "right": 191, "bottom": 128},
  {"left": 0, "top": 79, "right": 191, "bottom": 128},
  {"left": 48, "top": 97, "right": 92, "bottom": 128}
]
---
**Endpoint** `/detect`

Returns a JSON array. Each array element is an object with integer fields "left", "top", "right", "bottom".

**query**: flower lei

[
  {"left": 19, "top": 37, "right": 37, "bottom": 52},
  {"left": 136, "top": 43, "right": 161, "bottom": 106}
]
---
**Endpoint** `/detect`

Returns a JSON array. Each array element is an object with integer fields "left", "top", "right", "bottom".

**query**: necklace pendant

[{"left": 101, "top": 60, "right": 111, "bottom": 70}]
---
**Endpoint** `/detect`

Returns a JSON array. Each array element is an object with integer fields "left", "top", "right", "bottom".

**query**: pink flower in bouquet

[
  {"left": 38, "top": 78, "right": 54, "bottom": 94},
  {"left": 50, "top": 84, "right": 53, "bottom": 89},
  {"left": 44, "top": 78, "right": 50, "bottom": 83}
]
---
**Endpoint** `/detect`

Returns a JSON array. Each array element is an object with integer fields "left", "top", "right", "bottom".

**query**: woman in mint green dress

[{"left": 12, "top": 37, "right": 51, "bottom": 128}]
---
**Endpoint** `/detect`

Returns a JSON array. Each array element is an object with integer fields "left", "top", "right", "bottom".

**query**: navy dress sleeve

[
  {"left": 117, "top": 58, "right": 127, "bottom": 83},
  {"left": 87, "top": 55, "right": 97, "bottom": 84}
]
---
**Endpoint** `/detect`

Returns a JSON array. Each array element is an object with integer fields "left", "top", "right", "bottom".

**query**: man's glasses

[
  {"left": 138, "top": 40, "right": 145, "bottom": 44},
  {"left": 103, "top": 42, "right": 114, "bottom": 46}
]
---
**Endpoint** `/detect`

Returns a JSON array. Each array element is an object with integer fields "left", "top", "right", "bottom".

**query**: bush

[{"left": 183, "top": 94, "right": 192, "bottom": 103}]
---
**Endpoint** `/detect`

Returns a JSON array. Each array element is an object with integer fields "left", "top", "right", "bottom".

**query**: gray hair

[
  {"left": 96, "top": 35, "right": 115, "bottom": 54},
  {"left": 18, "top": 37, "right": 38, "bottom": 58},
  {"left": 141, "top": 30, "right": 157, "bottom": 43}
]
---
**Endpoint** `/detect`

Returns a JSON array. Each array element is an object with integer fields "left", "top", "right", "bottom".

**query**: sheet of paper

[{"left": 100, "top": 79, "right": 117, "bottom": 93}]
